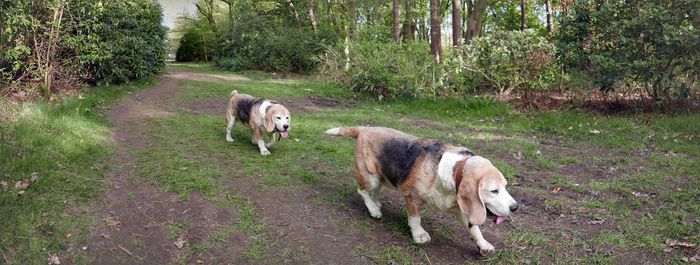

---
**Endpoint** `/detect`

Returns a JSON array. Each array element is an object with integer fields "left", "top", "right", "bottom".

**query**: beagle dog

[
  {"left": 325, "top": 126, "right": 517, "bottom": 255},
  {"left": 225, "top": 90, "right": 291, "bottom": 155}
]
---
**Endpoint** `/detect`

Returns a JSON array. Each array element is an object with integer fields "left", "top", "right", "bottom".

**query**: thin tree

[
  {"left": 308, "top": 0, "right": 319, "bottom": 33},
  {"left": 430, "top": 0, "right": 442, "bottom": 64},
  {"left": 288, "top": 0, "right": 302, "bottom": 27},
  {"left": 348, "top": 0, "right": 357, "bottom": 41},
  {"left": 465, "top": 0, "right": 487, "bottom": 44},
  {"left": 220, "top": 0, "right": 235, "bottom": 23},
  {"left": 392, "top": 0, "right": 400, "bottom": 42},
  {"left": 195, "top": 0, "right": 218, "bottom": 34},
  {"left": 402, "top": 0, "right": 416, "bottom": 41},
  {"left": 545, "top": 0, "right": 552, "bottom": 35},
  {"left": 520, "top": 0, "right": 526, "bottom": 30},
  {"left": 562, "top": 0, "right": 570, "bottom": 17},
  {"left": 452, "top": 0, "right": 462, "bottom": 48}
]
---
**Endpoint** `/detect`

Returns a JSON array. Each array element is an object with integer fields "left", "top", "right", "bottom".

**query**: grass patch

[{"left": 0, "top": 78, "right": 157, "bottom": 264}]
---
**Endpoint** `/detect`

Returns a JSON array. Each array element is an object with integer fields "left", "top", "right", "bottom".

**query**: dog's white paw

[
  {"left": 369, "top": 209, "right": 382, "bottom": 219},
  {"left": 226, "top": 137, "right": 234, "bottom": 142},
  {"left": 260, "top": 149, "right": 271, "bottom": 155},
  {"left": 478, "top": 241, "right": 495, "bottom": 256},
  {"left": 412, "top": 229, "right": 431, "bottom": 244}
]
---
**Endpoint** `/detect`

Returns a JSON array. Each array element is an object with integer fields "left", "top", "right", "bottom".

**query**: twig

[
  {"left": 423, "top": 251, "right": 433, "bottom": 265},
  {"left": 0, "top": 248, "right": 9, "bottom": 264},
  {"left": 323, "top": 234, "right": 353, "bottom": 240},
  {"left": 118, "top": 245, "right": 133, "bottom": 256}
]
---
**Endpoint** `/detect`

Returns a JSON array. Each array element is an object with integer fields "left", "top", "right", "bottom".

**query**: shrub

[
  {"left": 215, "top": 12, "right": 337, "bottom": 73},
  {"left": 318, "top": 41, "right": 436, "bottom": 99},
  {"left": 0, "top": 0, "right": 166, "bottom": 90},
  {"left": 557, "top": 0, "right": 700, "bottom": 101},
  {"left": 462, "top": 30, "right": 560, "bottom": 94},
  {"left": 175, "top": 21, "right": 215, "bottom": 62}
]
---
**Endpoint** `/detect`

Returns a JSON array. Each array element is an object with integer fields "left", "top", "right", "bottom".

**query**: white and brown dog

[
  {"left": 326, "top": 126, "right": 517, "bottom": 255},
  {"left": 226, "top": 90, "right": 291, "bottom": 155}
]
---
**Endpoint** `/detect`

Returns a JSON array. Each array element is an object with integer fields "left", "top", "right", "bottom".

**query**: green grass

[
  {"left": 3, "top": 62, "right": 699, "bottom": 264},
  {"left": 0, "top": 78, "right": 158, "bottom": 264},
  {"left": 142, "top": 63, "right": 700, "bottom": 263}
]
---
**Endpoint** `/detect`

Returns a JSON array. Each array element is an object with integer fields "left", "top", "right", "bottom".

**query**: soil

[
  {"left": 80, "top": 70, "right": 245, "bottom": 264},
  {"left": 503, "top": 91, "right": 700, "bottom": 114},
  {"left": 71, "top": 67, "right": 676, "bottom": 264}
]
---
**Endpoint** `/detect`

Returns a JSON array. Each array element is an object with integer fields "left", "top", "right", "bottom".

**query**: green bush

[
  {"left": 557, "top": 0, "right": 700, "bottom": 100},
  {"left": 318, "top": 41, "right": 436, "bottom": 99},
  {"left": 176, "top": 20, "right": 215, "bottom": 62},
  {"left": 215, "top": 12, "right": 337, "bottom": 73},
  {"left": 462, "top": 30, "right": 560, "bottom": 94},
  {"left": 1, "top": 0, "right": 166, "bottom": 90}
]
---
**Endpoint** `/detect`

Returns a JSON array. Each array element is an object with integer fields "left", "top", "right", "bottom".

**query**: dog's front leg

[
  {"left": 254, "top": 130, "right": 270, "bottom": 155},
  {"left": 469, "top": 225, "right": 495, "bottom": 255},
  {"left": 454, "top": 212, "right": 494, "bottom": 255},
  {"left": 266, "top": 132, "right": 278, "bottom": 148},
  {"left": 405, "top": 195, "right": 431, "bottom": 244}
]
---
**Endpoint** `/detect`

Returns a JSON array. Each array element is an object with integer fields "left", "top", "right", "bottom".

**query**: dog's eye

[
  {"left": 286, "top": 117, "right": 289, "bottom": 120},
  {"left": 491, "top": 189, "right": 499, "bottom": 194},
  {"left": 276, "top": 117, "right": 281, "bottom": 120}
]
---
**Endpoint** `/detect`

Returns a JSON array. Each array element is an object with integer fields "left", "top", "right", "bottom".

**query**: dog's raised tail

[
  {"left": 325, "top": 127, "right": 361, "bottom": 138},
  {"left": 230, "top": 90, "right": 238, "bottom": 97}
]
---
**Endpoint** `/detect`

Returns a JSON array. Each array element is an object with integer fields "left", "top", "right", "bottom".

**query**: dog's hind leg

[
  {"left": 225, "top": 115, "right": 236, "bottom": 142},
  {"left": 355, "top": 166, "right": 383, "bottom": 218}
]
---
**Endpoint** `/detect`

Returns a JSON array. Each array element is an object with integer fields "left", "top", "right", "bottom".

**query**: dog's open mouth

[
  {"left": 486, "top": 208, "right": 507, "bottom": 225},
  {"left": 280, "top": 131, "right": 289, "bottom": 138}
]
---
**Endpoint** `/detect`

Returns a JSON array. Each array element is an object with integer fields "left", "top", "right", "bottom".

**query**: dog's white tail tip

[
  {"left": 230, "top": 90, "right": 238, "bottom": 96},
  {"left": 325, "top": 128, "right": 340, "bottom": 136}
]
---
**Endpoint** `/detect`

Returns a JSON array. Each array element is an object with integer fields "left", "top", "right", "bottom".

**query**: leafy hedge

[
  {"left": 214, "top": 12, "right": 337, "bottom": 73},
  {"left": 1, "top": 0, "right": 166, "bottom": 91},
  {"left": 318, "top": 30, "right": 559, "bottom": 99},
  {"left": 557, "top": 0, "right": 700, "bottom": 100},
  {"left": 461, "top": 30, "right": 559, "bottom": 94}
]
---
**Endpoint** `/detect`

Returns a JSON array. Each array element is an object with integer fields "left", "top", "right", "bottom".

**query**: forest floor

[{"left": 2, "top": 63, "right": 699, "bottom": 264}]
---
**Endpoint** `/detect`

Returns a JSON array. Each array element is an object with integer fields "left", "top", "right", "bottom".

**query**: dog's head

[
  {"left": 264, "top": 104, "right": 292, "bottom": 137},
  {"left": 456, "top": 156, "right": 517, "bottom": 226}
]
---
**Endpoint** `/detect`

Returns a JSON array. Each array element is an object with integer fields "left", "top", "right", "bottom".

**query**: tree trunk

[
  {"left": 402, "top": 0, "right": 416, "bottom": 42},
  {"left": 430, "top": 0, "right": 441, "bottom": 64},
  {"left": 545, "top": 0, "right": 552, "bottom": 35},
  {"left": 195, "top": 0, "right": 218, "bottom": 34},
  {"left": 348, "top": 0, "right": 357, "bottom": 41},
  {"left": 308, "top": 0, "right": 319, "bottom": 33},
  {"left": 452, "top": 0, "right": 462, "bottom": 48},
  {"left": 392, "top": 0, "right": 400, "bottom": 42},
  {"left": 221, "top": 0, "right": 235, "bottom": 23},
  {"left": 562, "top": 0, "right": 569, "bottom": 17},
  {"left": 465, "top": 0, "right": 487, "bottom": 44},
  {"left": 520, "top": 0, "right": 526, "bottom": 31},
  {"left": 288, "top": 0, "right": 302, "bottom": 27}
]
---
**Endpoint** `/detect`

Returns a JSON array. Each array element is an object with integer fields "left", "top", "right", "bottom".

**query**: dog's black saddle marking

[
  {"left": 236, "top": 98, "right": 264, "bottom": 124},
  {"left": 379, "top": 138, "right": 445, "bottom": 187}
]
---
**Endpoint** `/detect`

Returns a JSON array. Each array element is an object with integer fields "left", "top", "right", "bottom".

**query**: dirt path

[
  {"left": 81, "top": 68, "right": 392, "bottom": 264},
  {"left": 81, "top": 66, "right": 636, "bottom": 265},
  {"left": 83, "top": 69, "right": 246, "bottom": 264}
]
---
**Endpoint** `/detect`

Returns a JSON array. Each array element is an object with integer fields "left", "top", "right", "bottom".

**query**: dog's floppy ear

[
  {"left": 263, "top": 108, "right": 276, "bottom": 133},
  {"left": 456, "top": 172, "right": 487, "bottom": 226}
]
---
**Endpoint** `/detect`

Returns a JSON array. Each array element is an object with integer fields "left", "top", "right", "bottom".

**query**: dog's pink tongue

[
  {"left": 280, "top": 131, "right": 289, "bottom": 138},
  {"left": 495, "top": 216, "right": 506, "bottom": 225}
]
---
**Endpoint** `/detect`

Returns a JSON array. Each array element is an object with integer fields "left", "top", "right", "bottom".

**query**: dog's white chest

[{"left": 422, "top": 184, "right": 457, "bottom": 211}]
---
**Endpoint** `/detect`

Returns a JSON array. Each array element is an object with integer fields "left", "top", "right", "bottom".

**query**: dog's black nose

[
  {"left": 283, "top": 124, "right": 289, "bottom": 130},
  {"left": 510, "top": 203, "right": 518, "bottom": 212}
]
